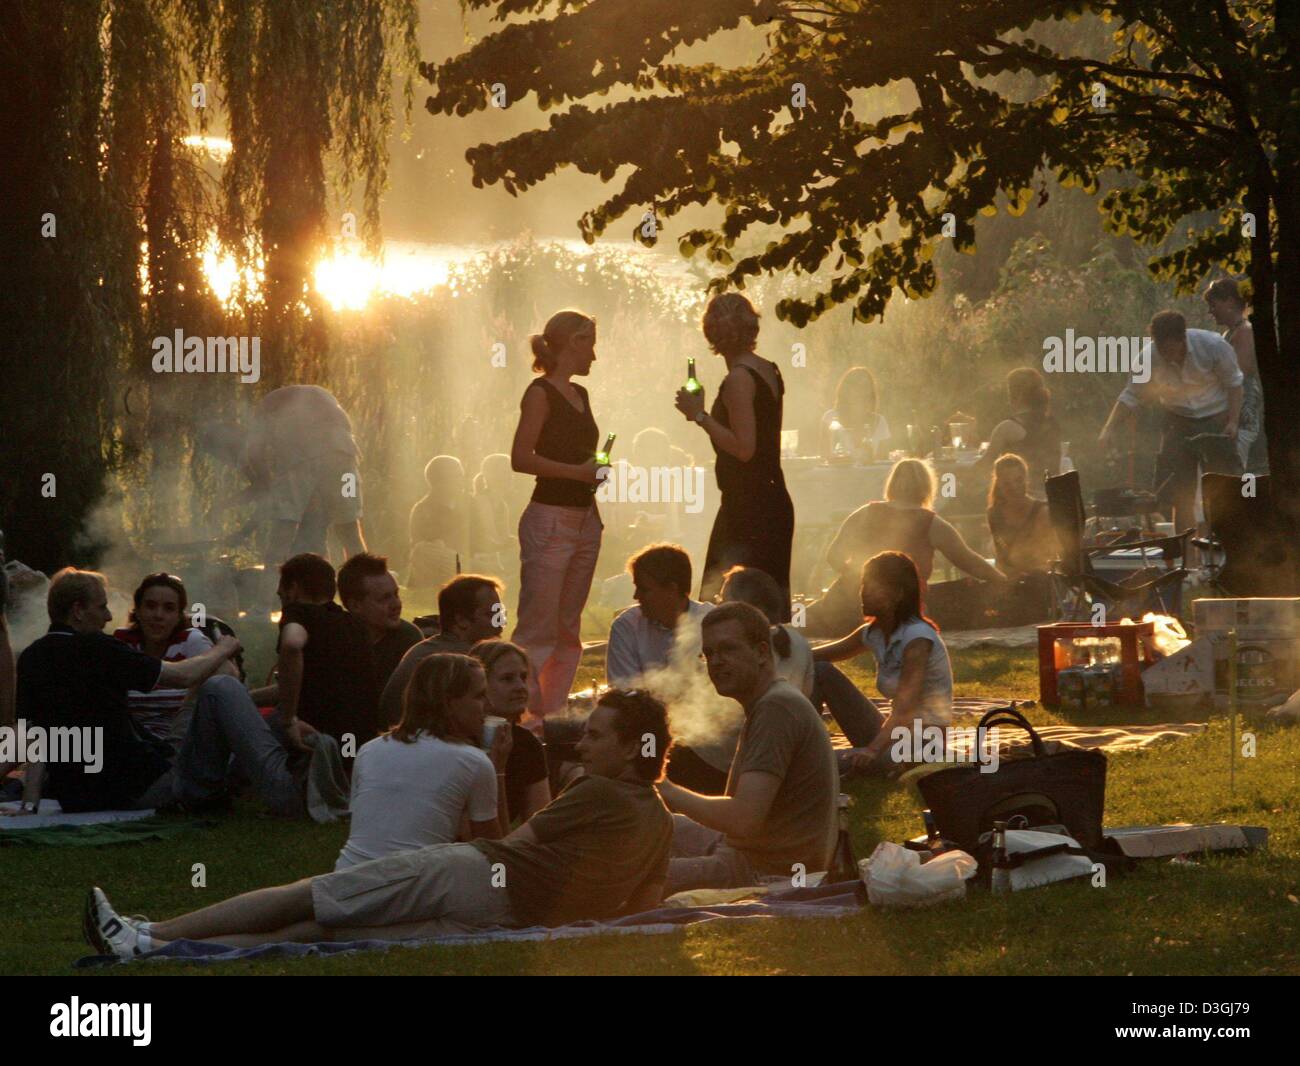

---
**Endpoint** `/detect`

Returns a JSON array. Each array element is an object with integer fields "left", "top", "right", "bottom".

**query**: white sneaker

[{"left": 84, "top": 887, "right": 145, "bottom": 959}]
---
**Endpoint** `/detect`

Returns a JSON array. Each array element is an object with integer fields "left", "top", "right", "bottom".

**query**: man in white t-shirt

[
  {"left": 606, "top": 544, "right": 713, "bottom": 686},
  {"left": 1099, "top": 311, "right": 1244, "bottom": 540}
]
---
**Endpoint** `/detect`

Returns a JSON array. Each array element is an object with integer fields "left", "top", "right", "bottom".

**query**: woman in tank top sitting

[
  {"left": 987, "top": 454, "right": 1057, "bottom": 577},
  {"left": 806, "top": 458, "right": 1005, "bottom": 636},
  {"left": 509, "top": 309, "right": 606, "bottom": 719},
  {"left": 982, "top": 453, "right": 1059, "bottom": 626},
  {"left": 813, "top": 551, "right": 955, "bottom": 775}
]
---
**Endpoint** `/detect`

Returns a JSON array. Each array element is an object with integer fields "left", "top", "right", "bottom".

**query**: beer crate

[{"left": 1192, "top": 598, "right": 1300, "bottom": 711}]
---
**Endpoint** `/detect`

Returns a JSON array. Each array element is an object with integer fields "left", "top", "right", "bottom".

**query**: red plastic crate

[{"left": 1037, "top": 621, "right": 1156, "bottom": 707}]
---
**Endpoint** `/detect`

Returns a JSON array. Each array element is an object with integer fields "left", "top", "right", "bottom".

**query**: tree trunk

[{"left": 1253, "top": 163, "right": 1300, "bottom": 592}]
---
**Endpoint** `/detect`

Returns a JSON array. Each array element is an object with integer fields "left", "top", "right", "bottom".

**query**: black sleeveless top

[
  {"left": 524, "top": 378, "right": 599, "bottom": 508},
  {"left": 1006, "top": 409, "right": 1062, "bottom": 487},
  {"left": 710, "top": 361, "right": 788, "bottom": 498}
]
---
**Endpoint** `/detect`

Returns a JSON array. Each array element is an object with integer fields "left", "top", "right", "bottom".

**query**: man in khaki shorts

[
  {"left": 201, "top": 384, "right": 367, "bottom": 570},
  {"left": 84, "top": 692, "right": 673, "bottom": 956}
]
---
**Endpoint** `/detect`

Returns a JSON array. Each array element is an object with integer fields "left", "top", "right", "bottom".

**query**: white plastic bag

[{"left": 859, "top": 841, "right": 977, "bottom": 908}]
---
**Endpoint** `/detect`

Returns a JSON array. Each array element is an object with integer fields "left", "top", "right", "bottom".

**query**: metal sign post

[{"left": 1227, "top": 627, "right": 1237, "bottom": 795}]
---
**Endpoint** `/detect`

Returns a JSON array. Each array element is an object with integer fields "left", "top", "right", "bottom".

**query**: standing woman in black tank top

[
  {"left": 509, "top": 310, "right": 605, "bottom": 719},
  {"left": 675, "top": 293, "right": 796, "bottom": 618}
]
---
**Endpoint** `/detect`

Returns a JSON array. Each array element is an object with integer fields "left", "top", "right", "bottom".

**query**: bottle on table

[
  {"left": 590, "top": 432, "right": 617, "bottom": 495},
  {"left": 990, "top": 820, "right": 1012, "bottom": 895},
  {"left": 684, "top": 357, "right": 703, "bottom": 394}
]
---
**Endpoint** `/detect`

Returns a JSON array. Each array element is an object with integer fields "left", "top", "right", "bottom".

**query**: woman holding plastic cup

[{"left": 471, "top": 639, "right": 552, "bottom": 823}]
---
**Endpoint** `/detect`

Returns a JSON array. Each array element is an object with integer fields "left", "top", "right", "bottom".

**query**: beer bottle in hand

[
  {"left": 684, "top": 358, "right": 703, "bottom": 394},
  {"left": 591, "top": 432, "right": 616, "bottom": 495}
]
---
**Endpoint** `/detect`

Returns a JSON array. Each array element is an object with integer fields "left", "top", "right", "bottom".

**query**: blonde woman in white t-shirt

[
  {"left": 812, "top": 551, "right": 954, "bottom": 775},
  {"left": 335, "top": 653, "right": 512, "bottom": 871}
]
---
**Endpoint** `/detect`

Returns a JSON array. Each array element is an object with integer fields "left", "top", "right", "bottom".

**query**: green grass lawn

[{"left": 4, "top": 637, "right": 1298, "bottom": 976}]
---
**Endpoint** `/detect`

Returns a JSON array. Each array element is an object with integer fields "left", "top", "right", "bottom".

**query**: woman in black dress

[{"left": 675, "top": 293, "right": 795, "bottom": 617}]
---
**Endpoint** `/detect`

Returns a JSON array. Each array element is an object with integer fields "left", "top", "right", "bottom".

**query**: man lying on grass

[{"left": 84, "top": 690, "right": 673, "bottom": 958}]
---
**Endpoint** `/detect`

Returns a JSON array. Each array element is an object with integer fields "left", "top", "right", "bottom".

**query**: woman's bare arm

[
  {"left": 696, "top": 369, "right": 757, "bottom": 462},
  {"left": 1229, "top": 324, "right": 1258, "bottom": 376},
  {"left": 931, "top": 515, "right": 1006, "bottom": 582},
  {"left": 812, "top": 623, "right": 869, "bottom": 663}
]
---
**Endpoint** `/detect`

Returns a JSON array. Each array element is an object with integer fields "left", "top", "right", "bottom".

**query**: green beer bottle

[
  {"left": 591, "top": 432, "right": 616, "bottom": 495},
  {"left": 684, "top": 358, "right": 703, "bottom": 394}
]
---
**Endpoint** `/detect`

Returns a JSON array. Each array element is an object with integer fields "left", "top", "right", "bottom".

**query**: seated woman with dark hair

[
  {"left": 975, "top": 366, "right": 1063, "bottom": 486},
  {"left": 813, "top": 551, "right": 954, "bottom": 775},
  {"left": 113, "top": 573, "right": 238, "bottom": 753},
  {"left": 86, "top": 689, "right": 675, "bottom": 954},
  {"left": 334, "top": 653, "right": 511, "bottom": 871},
  {"left": 821, "top": 365, "right": 890, "bottom": 462}
]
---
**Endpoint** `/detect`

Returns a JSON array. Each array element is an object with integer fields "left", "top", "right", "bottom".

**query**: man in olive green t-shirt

[{"left": 657, "top": 603, "right": 838, "bottom": 894}]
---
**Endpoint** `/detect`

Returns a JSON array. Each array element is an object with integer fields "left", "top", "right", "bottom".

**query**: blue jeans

[
  {"left": 811, "top": 661, "right": 884, "bottom": 748},
  {"left": 170, "top": 675, "right": 305, "bottom": 817}
]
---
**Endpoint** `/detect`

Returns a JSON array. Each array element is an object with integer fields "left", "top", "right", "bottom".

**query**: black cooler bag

[{"left": 917, "top": 705, "right": 1107, "bottom": 853}]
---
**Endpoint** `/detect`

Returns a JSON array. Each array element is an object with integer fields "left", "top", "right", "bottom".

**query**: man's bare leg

[
  {"left": 154, "top": 920, "right": 333, "bottom": 949},
  {"left": 149, "top": 878, "right": 316, "bottom": 943},
  {"left": 333, "top": 520, "right": 367, "bottom": 560}
]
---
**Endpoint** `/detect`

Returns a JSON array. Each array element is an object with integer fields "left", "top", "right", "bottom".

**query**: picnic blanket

[
  {"left": 0, "top": 799, "right": 212, "bottom": 846},
  {"left": 943, "top": 625, "right": 1040, "bottom": 650},
  {"left": 0, "top": 799, "right": 156, "bottom": 829},
  {"left": 0, "top": 817, "right": 210, "bottom": 847},
  {"left": 840, "top": 699, "right": 1207, "bottom": 755},
  {"left": 76, "top": 881, "right": 865, "bottom": 967}
]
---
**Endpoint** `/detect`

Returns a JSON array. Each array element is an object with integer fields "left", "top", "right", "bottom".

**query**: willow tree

[
  {"left": 1, "top": 0, "right": 418, "bottom": 572},
  {"left": 424, "top": 0, "right": 1300, "bottom": 579}
]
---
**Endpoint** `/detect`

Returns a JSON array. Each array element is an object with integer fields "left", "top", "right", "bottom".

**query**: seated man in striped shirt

[{"left": 112, "top": 572, "right": 239, "bottom": 753}]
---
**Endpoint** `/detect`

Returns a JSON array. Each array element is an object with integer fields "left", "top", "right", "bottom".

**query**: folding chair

[{"left": 1044, "top": 471, "right": 1190, "bottom": 621}]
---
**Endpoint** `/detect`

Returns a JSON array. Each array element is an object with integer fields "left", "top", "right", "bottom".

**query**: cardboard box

[{"left": 1192, "top": 598, "right": 1300, "bottom": 710}]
